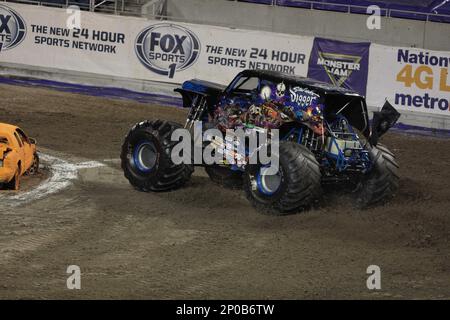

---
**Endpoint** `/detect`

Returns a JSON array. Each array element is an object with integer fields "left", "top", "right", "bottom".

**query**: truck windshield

[{"left": 232, "top": 77, "right": 259, "bottom": 93}]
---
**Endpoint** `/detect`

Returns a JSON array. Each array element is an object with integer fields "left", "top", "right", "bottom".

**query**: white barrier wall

[
  {"left": 0, "top": 3, "right": 313, "bottom": 85},
  {"left": 0, "top": 3, "right": 449, "bottom": 128},
  {"left": 167, "top": 0, "right": 450, "bottom": 52}
]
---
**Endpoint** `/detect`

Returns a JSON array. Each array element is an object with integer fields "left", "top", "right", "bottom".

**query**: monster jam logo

[
  {"left": 135, "top": 24, "right": 200, "bottom": 79},
  {"left": 316, "top": 52, "right": 361, "bottom": 87},
  {"left": 0, "top": 5, "right": 26, "bottom": 52}
]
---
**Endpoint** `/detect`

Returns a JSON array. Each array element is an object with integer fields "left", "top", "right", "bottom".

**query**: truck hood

[{"left": 178, "top": 79, "right": 226, "bottom": 97}]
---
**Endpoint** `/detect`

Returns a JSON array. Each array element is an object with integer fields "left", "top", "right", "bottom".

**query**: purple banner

[{"left": 307, "top": 37, "right": 371, "bottom": 96}]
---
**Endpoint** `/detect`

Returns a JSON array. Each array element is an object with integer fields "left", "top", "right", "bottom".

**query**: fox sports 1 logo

[
  {"left": 0, "top": 5, "right": 26, "bottom": 52},
  {"left": 135, "top": 24, "right": 200, "bottom": 79}
]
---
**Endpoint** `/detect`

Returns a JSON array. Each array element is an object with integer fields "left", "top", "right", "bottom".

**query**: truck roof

[
  {"left": 0, "top": 123, "right": 19, "bottom": 135},
  {"left": 240, "top": 70, "right": 363, "bottom": 98}
]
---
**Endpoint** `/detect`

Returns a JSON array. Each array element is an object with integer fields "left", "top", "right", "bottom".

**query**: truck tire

[
  {"left": 356, "top": 145, "right": 399, "bottom": 208},
  {"left": 26, "top": 153, "right": 39, "bottom": 175},
  {"left": 205, "top": 165, "right": 243, "bottom": 189},
  {"left": 7, "top": 166, "right": 20, "bottom": 191},
  {"left": 121, "top": 120, "right": 193, "bottom": 192},
  {"left": 243, "top": 142, "right": 321, "bottom": 215}
]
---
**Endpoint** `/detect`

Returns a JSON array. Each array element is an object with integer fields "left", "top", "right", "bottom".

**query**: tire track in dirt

[
  {"left": 0, "top": 151, "right": 107, "bottom": 268},
  {"left": 0, "top": 153, "right": 105, "bottom": 208}
]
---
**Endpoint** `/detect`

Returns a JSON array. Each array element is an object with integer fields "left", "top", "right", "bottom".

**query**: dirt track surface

[{"left": 0, "top": 83, "right": 449, "bottom": 299}]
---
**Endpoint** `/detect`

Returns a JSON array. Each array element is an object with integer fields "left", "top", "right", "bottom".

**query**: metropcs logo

[
  {"left": 0, "top": 5, "right": 26, "bottom": 52},
  {"left": 135, "top": 23, "right": 200, "bottom": 79},
  {"left": 316, "top": 52, "right": 361, "bottom": 87}
]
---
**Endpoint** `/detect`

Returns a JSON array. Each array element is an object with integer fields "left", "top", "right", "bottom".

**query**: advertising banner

[
  {"left": 367, "top": 44, "right": 450, "bottom": 115},
  {"left": 0, "top": 3, "right": 314, "bottom": 85},
  {"left": 307, "top": 37, "right": 371, "bottom": 96},
  {"left": 1, "top": 2, "right": 449, "bottom": 120}
]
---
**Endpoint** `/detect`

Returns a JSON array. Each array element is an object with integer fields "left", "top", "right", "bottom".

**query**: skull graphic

[
  {"left": 276, "top": 82, "right": 286, "bottom": 98},
  {"left": 249, "top": 104, "right": 262, "bottom": 115}
]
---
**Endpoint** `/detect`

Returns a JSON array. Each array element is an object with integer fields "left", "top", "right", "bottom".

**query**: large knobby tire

[
  {"left": 205, "top": 165, "right": 243, "bottom": 189},
  {"left": 356, "top": 144, "right": 399, "bottom": 208},
  {"left": 121, "top": 120, "right": 193, "bottom": 192},
  {"left": 243, "top": 142, "right": 321, "bottom": 215}
]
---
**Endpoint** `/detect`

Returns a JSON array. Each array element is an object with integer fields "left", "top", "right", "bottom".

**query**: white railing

[
  {"left": 2, "top": 0, "right": 89, "bottom": 10},
  {"left": 90, "top": 0, "right": 119, "bottom": 13},
  {"left": 141, "top": 0, "right": 165, "bottom": 17},
  {"left": 1, "top": 0, "right": 131, "bottom": 15}
]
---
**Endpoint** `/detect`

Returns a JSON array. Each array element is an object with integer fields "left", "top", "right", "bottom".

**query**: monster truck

[{"left": 121, "top": 70, "right": 400, "bottom": 214}]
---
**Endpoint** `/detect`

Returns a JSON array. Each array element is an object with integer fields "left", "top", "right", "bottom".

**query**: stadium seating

[
  {"left": 238, "top": 0, "right": 450, "bottom": 23},
  {"left": 5, "top": 0, "right": 450, "bottom": 23}
]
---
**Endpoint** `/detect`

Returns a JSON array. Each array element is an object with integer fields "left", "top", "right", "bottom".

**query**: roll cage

[{"left": 225, "top": 70, "right": 371, "bottom": 138}]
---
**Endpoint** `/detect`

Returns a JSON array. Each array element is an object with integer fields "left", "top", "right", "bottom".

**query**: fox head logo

[{"left": 0, "top": 5, "right": 26, "bottom": 52}]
